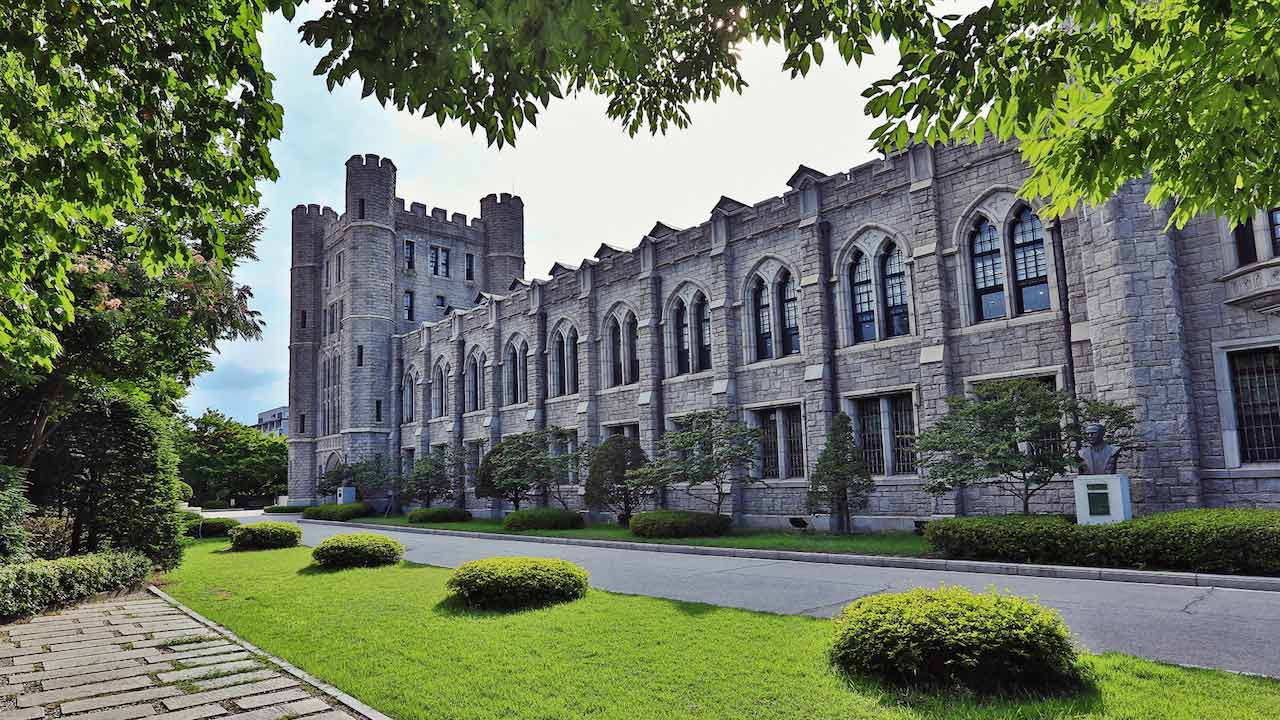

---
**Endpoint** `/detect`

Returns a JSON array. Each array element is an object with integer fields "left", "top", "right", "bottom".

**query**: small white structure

[
  {"left": 336, "top": 486, "right": 357, "bottom": 504},
  {"left": 1073, "top": 474, "right": 1133, "bottom": 525}
]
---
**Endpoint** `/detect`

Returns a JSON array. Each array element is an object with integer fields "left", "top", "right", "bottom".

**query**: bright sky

[{"left": 183, "top": 6, "right": 912, "bottom": 423}]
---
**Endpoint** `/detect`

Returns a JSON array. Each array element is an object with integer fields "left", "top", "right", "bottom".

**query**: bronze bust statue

[{"left": 1078, "top": 422, "right": 1120, "bottom": 475}]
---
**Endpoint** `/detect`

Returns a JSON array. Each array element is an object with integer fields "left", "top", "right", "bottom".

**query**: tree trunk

[{"left": 6, "top": 374, "right": 70, "bottom": 468}]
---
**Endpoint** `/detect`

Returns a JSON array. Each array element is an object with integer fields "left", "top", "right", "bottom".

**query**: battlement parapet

[{"left": 346, "top": 153, "right": 397, "bottom": 171}]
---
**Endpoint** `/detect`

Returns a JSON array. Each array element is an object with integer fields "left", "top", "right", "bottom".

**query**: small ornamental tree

[
  {"left": 916, "top": 379, "right": 1136, "bottom": 515},
  {"left": 0, "top": 465, "right": 32, "bottom": 564},
  {"left": 627, "top": 409, "right": 760, "bottom": 516},
  {"left": 406, "top": 446, "right": 460, "bottom": 509},
  {"left": 808, "top": 412, "right": 872, "bottom": 534},
  {"left": 475, "top": 431, "right": 557, "bottom": 511},
  {"left": 583, "top": 435, "right": 648, "bottom": 523}
]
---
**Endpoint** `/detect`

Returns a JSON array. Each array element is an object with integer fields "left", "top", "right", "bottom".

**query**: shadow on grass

[
  {"left": 843, "top": 672, "right": 1103, "bottom": 719},
  {"left": 295, "top": 560, "right": 426, "bottom": 575},
  {"left": 430, "top": 592, "right": 592, "bottom": 618}
]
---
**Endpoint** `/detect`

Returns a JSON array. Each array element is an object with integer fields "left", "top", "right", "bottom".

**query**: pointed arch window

[
  {"left": 673, "top": 299, "right": 691, "bottom": 376},
  {"left": 567, "top": 329, "right": 580, "bottom": 394},
  {"left": 401, "top": 374, "right": 414, "bottom": 422},
  {"left": 553, "top": 332, "right": 567, "bottom": 397},
  {"left": 466, "top": 354, "right": 485, "bottom": 411},
  {"left": 609, "top": 318, "right": 624, "bottom": 387},
  {"left": 850, "top": 252, "right": 876, "bottom": 343},
  {"left": 519, "top": 341, "right": 529, "bottom": 402},
  {"left": 778, "top": 271, "right": 800, "bottom": 357},
  {"left": 433, "top": 366, "right": 447, "bottom": 418},
  {"left": 625, "top": 314, "right": 640, "bottom": 384},
  {"left": 882, "top": 244, "right": 910, "bottom": 337},
  {"left": 694, "top": 293, "right": 712, "bottom": 371},
  {"left": 1011, "top": 207, "right": 1050, "bottom": 313},
  {"left": 507, "top": 344, "right": 521, "bottom": 403},
  {"left": 971, "top": 219, "right": 1006, "bottom": 321},
  {"left": 752, "top": 276, "right": 773, "bottom": 361}
]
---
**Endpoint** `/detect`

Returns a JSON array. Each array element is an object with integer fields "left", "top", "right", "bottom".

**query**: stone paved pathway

[{"left": 0, "top": 597, "right": 375, "bottom": 720}]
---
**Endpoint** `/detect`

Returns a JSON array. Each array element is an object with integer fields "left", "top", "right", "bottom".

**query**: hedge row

[
  {"left": 408, "top": 507, "right": 472, "bottom": 523},
  {"left": 302, "top": 503, "right": 371, "bottom": 521},
  {"left": 629, "top": 510, "right": 731, "bottom": 538},
  {"left": 0, "top": 552, "right": 152, "bottom": 622},
  {"left": 924, "top": 509, "right": 1280, "bottom": 576},
  {"left": 502, "top": 508, "right": 583, "bottom": 531},
  {"left": 263, "top": 505, "right": 304, "bottom": 514}
]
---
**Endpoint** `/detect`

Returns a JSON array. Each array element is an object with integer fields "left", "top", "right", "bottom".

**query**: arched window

[
  {"left": 519, "top": 341, "right": 529, "bottom": 402},
  {"left": 694, "top": 293, "right": 712, "bottom": 371},
  {"left": 467, "top": 354, "right": 486, "bottom": 411},
  {"left": 609, "top": 318, "right": 624, "bottom": 387},
  {"left": 777, "top": 271, "right": 800, "bottom": 357},
  {"left": 567, "top": 328, "right": 580, "bottom": 394},
  {"left": 401, "top": 374, "right": 414, "bottom": 422},
  {"left": 553, "top": 332, "right": 567, "bottom": 397},
  {"left": 752, "top": 276, "right": 772, "bottom": 361},
  {"left": 625, "top": 314, "right": 640, "bottom": 383},
  {"left": 881, "top": 244, "right": 910, "bottom": 337},
  {"left": 849, "top": 252, "right": 875, "bottom": 343},
  {"left": 1010, "top": 207, "right": 1050, "bottom": 313},
  {"left": 507, "top": 344, "right": 520, "bottom": 403},
  {"left": 433, "top": 366, "right": 447, "bottom": 418},
  {"left": 971, "top": 219, "right": 1006, "bottom": 321},
  {"left": 673, "top": 299, "right": 690, "bottom": 376}
]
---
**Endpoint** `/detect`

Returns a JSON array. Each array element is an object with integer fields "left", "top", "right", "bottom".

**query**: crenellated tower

[
  {"left": 287, "top": 202, "right": 335, "bottom": 504},
  {"left": 480, "top": 192, "right": 526, "bottom": 291}
]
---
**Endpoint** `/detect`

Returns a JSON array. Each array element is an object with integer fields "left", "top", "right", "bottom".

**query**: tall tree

[
  {"left": 406, "top": 446, "right": 461, "bottom": 509},
  {"left": 1, "top": 0, "right": 281, "bottom": 371},
  {"left": 176, "top": 411, "right": 287, "bottom": 504},
  {"left": 808, "top": 412, "right": 872, "bottom": 534},
  {"left": 627, "top": 409, "right": 760, "bottom": 516},
  {"left": 475, "top": 430, "right": 564, "bottom": 511},
  {"left": 583, "top": 435, "right": 648, "bottom": 524},
  {"left": 280, "top": 0, "right": 1278, "bottom": 225}
]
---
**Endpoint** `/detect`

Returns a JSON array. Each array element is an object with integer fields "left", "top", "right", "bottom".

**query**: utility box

[
  {"left": 336, "top": 486, "right": 357, "bottom": 504},
  {"left": 1073, "top": 475, "right": 1133, "bottom": 525}
]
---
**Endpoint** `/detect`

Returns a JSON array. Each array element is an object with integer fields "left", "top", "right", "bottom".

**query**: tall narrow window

[
  {"left": 759, "top": 409, "right": 779, "bottom": 478},
  {"left": 466, "top": 253, "right": 475, "bottom": 281},
  {"left": 694, "top": 293, "right": 712, "bottom": 371},
  {"left": 856, "top": 398, "right": 885, "bottom": 475},
  {"left": 508, "top": 344, "right": 521, "bottom": 403},
  {"left": 752, "top": 276, "right": 772, "bottom": 361},
  {"left": 1011, "top": 208, "right": 1050, "bottom": 313},
  {"left": 401, "top": 375, "right": 414, "bottom": 422},
  {"left": 374, "top": 400, "right": 382, "bottom": 423},
  {"left": 404, "top": 240, "right": 415, "bottom": 270},
  {"left": 519, "top": 341, "right": 529, "bottom": 402},
  {"left": 778, "top": 271, "right": 800, "bottom": 356},
  {"left": 403, "top": 291, "right": 414, "bottom": 321},
  {"left": 890, "top": 394, "right": 917, "bottom": 474},
  {"left": 971, "top": 219, "right": 1006, "bottom": 321},
  {"left": 430, "top": 247, "right": 440, "bottom": 275},
  {"left": 467, "top": 357, "right": 479, "bottom": 412},
  {"left": 358, "top": 199, "right": 366, "bottom": 219},
  {"left": 299, "top": 310, "right": 307, "bottom": 329},
  {"left": 625, "top": 314, "right": 640, "bottom": 384},
  {"left": 784, "top": 407, "right": 805, "bottom": 478},
  {"left": 673, "top": 299, "right": 690, "bottom": 376},
  {"left": 609, "top": 318, "right": 624, "bottom": 387},
  {"left": 554, "top": 333, "right": 567, "bottom": 397},
  {"left": 440, "top": 248, "right": 450, "bottom": 277},
  {"left": 567, "top": 328, "right": 580, "bottom": 394},
  {"left": 850, "top": 252, "right": 876, "bottom": 343},
  {"left": 434, "top": 367, "right": 447, "bottom": 417},
  {"left": 882, "top": 244, "right": 910, "bottom": 336},
  {"left": 1230, "top": 347, "right": 1280, "bottom": 463},
  {"left": 324, "top": 261, "right": 331, "bottom": 287},
  {"left": 337, "top": 252, "right": 343, "bottom": 282},
  {"left": 1235, "top": 218, "right": 1258, "bottom": 268},
  {"left": 1270, "top": 208, "right": 1280, "bottom": 257},
  {"left": 298, "top": 414, "right": 305, "bottom": 433},
  {"left": 356, "top": 345, "right": 364, "bottom": 367}
]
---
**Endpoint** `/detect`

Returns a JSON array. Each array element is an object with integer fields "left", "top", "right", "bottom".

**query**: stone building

[{"left": 287, "top": 143, "right": 1280, "bottom": 526}]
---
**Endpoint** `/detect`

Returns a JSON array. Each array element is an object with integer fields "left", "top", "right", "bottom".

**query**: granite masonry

[{"left": 287, "top": 142, "right": 1280, "bottom": 528}]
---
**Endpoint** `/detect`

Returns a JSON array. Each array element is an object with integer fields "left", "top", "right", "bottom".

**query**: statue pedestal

[
  {"left": 336, "top": 486, "right": 357, "bottom": 504},
  {"left": 1072, "top": 474, "right": 1132, "bottom": 525}
]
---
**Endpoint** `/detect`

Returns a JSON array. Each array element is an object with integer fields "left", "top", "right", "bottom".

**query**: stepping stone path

[{"left": 0, "top": 598, "right": 371, "bottom": 720}]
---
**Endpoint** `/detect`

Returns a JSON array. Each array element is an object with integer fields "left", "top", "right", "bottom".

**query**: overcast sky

[{"left": 183, "top": 7, "right": 913, "bottom": 424}]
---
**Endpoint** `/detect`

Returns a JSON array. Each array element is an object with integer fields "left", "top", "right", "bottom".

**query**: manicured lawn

[
  {"left": 162, "top": 540, "right": 1280, "bottom": 720},
  {"left": 355, "top": 515, "right": 933, "bottom": 557}
]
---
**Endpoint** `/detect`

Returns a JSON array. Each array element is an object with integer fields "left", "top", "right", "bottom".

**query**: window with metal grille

[
  {"left": 625, "top": 315, "right": 640, "bottom": 383},
  {"left": 971, "top": 219, "right": 1006, "bottom": 321},
  {"left": 1235, "top": 218, "right": 1258, "bottom": 268},
  {"left": 890, "top": 394, "right": 917, "bottom": 474},
  {"left": 850, "top": 252, "right": 876, "bottom": 343},
  {"left": 778, "top": 271, "right": 801, "bottom": 356},
  {"left": 1231, "top": 347, "right": 1280, "bottom": 463},
  {"left": 674, "top": 299, "right": 690, "bottom": 375},
  {"left": 1270, "top": 208, "right": 1280, "bottom": 258},
  {"left": 856, "top": 397, "right": 885, "bottom": 475},
  {"left": 609, "top": 318, "right": 624, "bottom": 387},
  {"left": 882, "top": 244, "right": 910, "bottom": 336},
  {"left": 785, "top": 407, "right": 805, "bottom": 478},
  {"left": 695, "top": 294, "right": 712, "bottom": 371},
  {"left": 758, "top": 409, "right": 780, "bottom": 478},
  {"left": 753, "top": 276, "right": 773, "bottom": 360},
  {"left": 1011, "top": 207, "right": 1050, "bottom": 313}
]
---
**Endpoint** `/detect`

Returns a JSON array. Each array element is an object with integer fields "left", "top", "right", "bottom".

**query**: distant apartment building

[{"left": 255, "top": 406, "right": 289, "bottom": 436}]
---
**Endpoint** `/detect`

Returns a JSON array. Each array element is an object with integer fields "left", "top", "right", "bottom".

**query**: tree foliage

[
  {"left": 627, "top": 409, "right": 760, "bottom": 516},
  {"left": 475, "top": 429, "right": 571, "bottom": 511},
  {"left": 808, "top": 412, "right": 872, "bottom": 534},
  {"left": 583, "top": 435, "right": 648, "bottom": 520},
  {"left": 176, "top": 410, "right": 287, "bottom": 504},
  {"left": 279, "top": 0, "right": 1279, "bottom": 225},
  {"left": 0, "top": 466, "right": 32, "bottom": 564},
  {"left": 407, "top": 446, "right": 461, "bottom": 509},
  {"left": 1, "top": 0, "right": 281, "bottom": 371}
]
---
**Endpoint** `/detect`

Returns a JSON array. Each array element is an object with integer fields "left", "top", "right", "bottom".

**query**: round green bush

[
  {"left": 301, "top": 502, "right": 371, "bottom": 522},
  {"left": 312, "top": 533, "right": 404, "bottom": 568},
  {"left": 408, "top": 507, "right": 473, "bottom": 523},
  {"left": 263, "top": 505, "right": 305, "bottom": 514},
  {"left": 446, "top": 557, "right": 589, "bottom": 610},
  {"left": 183, "top": 516, "right": 241, "bottom": 537},
  {"left": 829, "top": 587, "right": 1086, "bottom": 695},
  {"left": 501, "top": 508, "right": 584, "bottom": 531},
  {"left": 176, "top": 481, "right": 194, "bottom": 503},
  {"left": 228, "top": 521, "right": 302, "bottom": 551},
  {"left": 629, "top": 510, "right": 731, "bottom": 538}
]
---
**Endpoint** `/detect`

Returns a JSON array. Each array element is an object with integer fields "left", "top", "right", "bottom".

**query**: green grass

[
  {"left": 355, "top": 515, "right": 932, "bottom": 556},
  {"left": 162, "top": 540, "right": 1280, "bottom": 720}
]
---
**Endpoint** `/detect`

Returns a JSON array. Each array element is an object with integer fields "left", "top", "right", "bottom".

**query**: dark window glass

[
  {"left": 436, "top": 295, "right": 445, "bottom": 308},
  {"left": 375, "top": 400, "right": 382, "bottom": 423},
  {"left": 1235, "top": 218, "right": 1258, "bottom": 268},
  {"left": 402, "top": 375, "right": 414, "bottom": 421},
  {"left": 358, "top": 199, "right": 365, "bottom": 219},
  {"left": 404, "top": 240, "right": 415, "bottom": 270},
  {"left": 299, "top": 414, "right": 305, "bottom": 433},
  {"left": 753, "top": 276, "right": 772, "bottom": 360},
  {"left": 850, "top": 252, "right": 876, "bottom": 343},
  {"left": 971, "top": 219, "right": 1006, "bottom": 321},
  {"left": 299, "top": 310, "right": 307, "bottom": 329},
  {"left": 674, "top": 300, "right": 690, "bottom": 375},
  {"left": 403, "top": 291, "right": 414, "bottom": 321},
  {"left": 337, "top": 252, "right": 343, "bottom": 282},
  {"left": 695, "top": 294, "right": 712, "bottom": 371},
  {"left": 1011, "top": 207, "right": 1050, "bottom": 313},
  {"left": 434, "top": 368, "right": 446, "bottom": 417},
  {"left": 567, "top": 329, "right": 579, "bottom": 394},
  {"left": 440, "top": 248, "right": 450, "bottom": 277},
  {"left": 519, "top": 342, "right": 529, "bottom": 402},
  {"left": 1231, "top": 347, "right": 1280, "bottom": 463},
  {"left": 508, "top": 345, "right": 521, "bottom": 403},
  {"left": 625, "top": 315, "right": 640, "bottom": 384},
  {"left": 778, "top": 272, "right": 800, "bottom": 356},
  {"left": 356, "top": 345, "right": 363, "bottom": 367},
  {"left": 785, "top": 407, "right": 805, "bottom": 478},
  {"left": 882, "top": 244, "right": 910, "bottom": 337},
  {"left": 1270, "top": 208, "right": 1280, "bottom": 257},
  {"left": 759, "top": 409, "right": 779, "bottom": 478},
  {"left": 890, "top": 394, "right": 916, "bottom": 474},
  {"left": 856, "top": 398, "right": 885, "bottom": 475},
  {"left": 466, "top": 253, "right": 475, "bottom": 281},
  {"left": 609, "top": 319, "right": 624, "bottom": 387},
  {"left": 554, "top": 334, "right": 567, "bottom": 397}
]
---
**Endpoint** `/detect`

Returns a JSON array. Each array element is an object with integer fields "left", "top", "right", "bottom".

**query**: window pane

[
  {"left": 625, "top": 317, "right": 640, "bottom": 383},
  {"left": 857, "top": 398, "right": 885, "bottom": 475},
  {"left": 779, "top": 274, "right": 800, "bottom": 356},
  {"left": 851, "top": 254, "right": 876, "bottom": 343},
  {"left": 890, "top": 394, "right": 916, "bottom": 474},
  {"left": 1235, "top": 219, "right": 1258, "bottom": 268},
  {"left": 610, "top": 321, "right": 623, "bottom": 387},
  {"left": 785, "top": 407, "right": 805, "bottom": 478},
  {"left": 674, "top": 302, "right": 690, "bottom": 375},
  {"left": 1231, "top": 347, "right": 1280, "bottom": 463},
  {"left": 759, "top": 410, "right": 779, "bottom": 478},
  {"left": 1020, "top": 283, "right": 1051, "bottom": 313},
  {"left": 978, "top": 290, "right": 1006, "bottom": 321},
  {"left": 696, "top": 296, "right": 712, "bottom": 370},
  {"left": 882, "top": 246, "right": 910, "bottom": 337},
  {"left": 1270, "top": 208, "right": 1280, "bottom": 257},
  {"left": 754, "top": 279, "right": 772, "bottom": 360}
]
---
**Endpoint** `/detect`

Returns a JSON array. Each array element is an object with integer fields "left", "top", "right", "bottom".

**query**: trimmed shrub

[
  {"left": 263, "top": 505, "right": 305, "bottom": 514},
  {"left": 925, "top": 509, "right": 1280, "bottom": 576},
  {"left": 502, "top": 508, "right": 584, "bottom": 531},
  {"left": 201, "top": 499, "right": 231, "bottom": 510},
  {"left": 408, "top": 507, "right": 473, "bottom": 524},
  {"left": 22, "top": 516, "right": 73, "bottom": 560},
  {"left": 446, "top": 557, "right": 589, "bottom": 610},
  {"left": 629, "top": 510, "right": 731, "bottom": 538},
  {"left": 301, "top": 502, "right": 371, "bottom": 522},
  {"left": 229, "top": 521, "right": 302, "bottom": 551},
  {"left": 312, "top": 533, "right": 404, "bottom": 568},
  {"left": 829, "top": 587, "right": 1086, "bottom": 695},
  {"left": 176, "top": 481, "right": 194, "bottom": 503},
  {"left": 184, "top": 516, "right": 241, "bottom": 538},
  {"left": 0, "top": 551, "right": 152, "bottom": 622},
  {"left": 179, "top": 509, "right": 202, "bottom": 525}
]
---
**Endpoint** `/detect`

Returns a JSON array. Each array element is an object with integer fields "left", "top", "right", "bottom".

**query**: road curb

[{"left": 296, "top": 518, "right": 1280, "bottom": 592}]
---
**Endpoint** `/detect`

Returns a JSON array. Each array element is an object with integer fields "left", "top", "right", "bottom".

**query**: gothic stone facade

[{"left": 287, "top": 144, "right": 1280, "bottom": 527}]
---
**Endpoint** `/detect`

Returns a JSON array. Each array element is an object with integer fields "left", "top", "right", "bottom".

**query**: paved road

[{"left": 228, "top": 511, "right": 1280, "bottom": 677}]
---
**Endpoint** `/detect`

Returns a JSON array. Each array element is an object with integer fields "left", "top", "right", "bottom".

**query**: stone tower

[
  {"left": 287, "top": 202, "right": 334, "bottom": 504},
  {"left": 481, "top": 192, "right": 525, "bottom": 292}
]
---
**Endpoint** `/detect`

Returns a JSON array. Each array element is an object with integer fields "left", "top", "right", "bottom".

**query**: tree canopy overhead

[{"left": 278, "top": 0, "right": 1278, "bottom": 227}]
